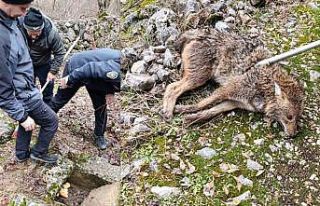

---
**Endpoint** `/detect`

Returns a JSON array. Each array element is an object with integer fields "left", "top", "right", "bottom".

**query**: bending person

[{"left": 49, "top": 48, "right": 121, "bottom": 150}]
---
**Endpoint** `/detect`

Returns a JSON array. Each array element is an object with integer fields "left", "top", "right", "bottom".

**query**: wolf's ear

[{"left": 274, "top": 82, "right": 282, "bottom": 96}]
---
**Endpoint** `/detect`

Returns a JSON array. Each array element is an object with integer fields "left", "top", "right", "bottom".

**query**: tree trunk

[
  {"left": 97, "top": 0, "right": 120, "bottom": 17},
  {"left": 107, "top": 0, "right": 120, "bottom": 16},
  {"left": 97, "top": 0, "right": 109, "bottom": 12}
]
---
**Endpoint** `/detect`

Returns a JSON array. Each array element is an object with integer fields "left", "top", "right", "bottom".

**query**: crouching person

[
  {"left": 49, "top": 48, "right": 121, "bottom": 150},
  {"left": 0, "top": 0, "right": 58, "bottom": 164}
]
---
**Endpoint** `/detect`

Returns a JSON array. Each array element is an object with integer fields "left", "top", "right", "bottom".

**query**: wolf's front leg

[
  {"left": 162, "top": 79, "right": 200, "bottom": 120},
  {"left": 175, "top": 87, "right": 228, "bottom": 114},
  {"left": 184, "top": 101, "right": 238, "bottom": 124}
]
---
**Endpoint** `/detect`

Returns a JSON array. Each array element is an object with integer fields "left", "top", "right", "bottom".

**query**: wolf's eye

[{"left": 287, "top": 115, "right": 293, "bottom": 120}]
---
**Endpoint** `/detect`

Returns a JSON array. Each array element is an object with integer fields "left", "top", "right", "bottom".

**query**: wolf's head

[{"left": 265, "top": 81, "right": 304, "bottom": 137}]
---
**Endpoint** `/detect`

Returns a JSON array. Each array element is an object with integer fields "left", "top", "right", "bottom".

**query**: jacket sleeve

[
  {"left": 49, "top": 29, "right": 66, "bottom": 75},
  {"left": 0, "top": 40, "right": 28, "bottom": 123},
  {"left": 67, "top": 60, "right": 121, "bottom": 93}
]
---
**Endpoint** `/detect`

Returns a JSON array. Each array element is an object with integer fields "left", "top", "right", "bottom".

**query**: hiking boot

[
  {"left": 30, "top": 153, "right": 58, "bottom": 164},
  {"left": 16, "top": 156, "right": 30, "bottom": 163},
  {"left": 94, "top": 135, "right": 108, "bottom": 150},
  {"left": 15, "top": 150, "right": 30, "bottom": 163}
]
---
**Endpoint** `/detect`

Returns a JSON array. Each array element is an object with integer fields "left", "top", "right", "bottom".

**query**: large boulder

[
  {"left": 81, "top": 182, "right": 121, "bottom": 206},
  {"left": 124, "top": 73, "right": 156, "bottom": 91},
  {"left": 69, "top": 156, "right": 130, "bottom": 190}
]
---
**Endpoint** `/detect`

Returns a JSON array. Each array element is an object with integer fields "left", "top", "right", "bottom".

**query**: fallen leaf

[
  {"left": 212, "top": 170, "right": 221, "bottom": 178},
  {"left": 223, "top": 184, "right": 232, "bottom": 195},
  {"left": 203, "top": 181, "right": 215, "bottom": 197},
  {"left": 170, "top": 153, "right": 180, "bottom": 161},
  {"left": 59, "top": 188, "right": 68, "bottom": 198},
  {"left": 186, "top": 161, "right": 196, "bottom": 174},
  {"left": 63, "top": 182, "right": 71, "bottom": 189},
  {"left": 256, "top": 170, "right": 264, "bottom": 177},
  {"left": 219, "top": 163, "right": 239, "bottom": 173},
  {"left": 233, "top": 175, "right": 253, "bottom": 191},
  {"left": 224, "top": 191, "right": 251, "bottom": 206},
  {"left": 180, "top": 160, "right": 186, "bottom": 171}
]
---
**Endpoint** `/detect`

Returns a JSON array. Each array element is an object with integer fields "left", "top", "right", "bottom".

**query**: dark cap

[
  {"left": 2, "top": 0, "right": 33, "bottom": 4},
  {"left": 23, "top": 7, "right": 44, "bottom": 31}
]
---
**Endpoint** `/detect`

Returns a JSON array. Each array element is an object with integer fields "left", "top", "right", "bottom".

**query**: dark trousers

[
  {"left": 16, "top": 99, "right": 58, "bottom": 159},
  {"left": 49, "top": 85, "right": 107, "bottom": 136},
  {"left": 34, "top": 63, "right": 54, "bottom": 104}
]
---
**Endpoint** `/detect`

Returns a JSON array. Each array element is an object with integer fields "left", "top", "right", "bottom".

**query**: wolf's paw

[
  {"left": 263, "top": 116, "right": 273, "bottom": 127},
  {"left": 159, "top": 108, "right": 173, "bottom": 121}
]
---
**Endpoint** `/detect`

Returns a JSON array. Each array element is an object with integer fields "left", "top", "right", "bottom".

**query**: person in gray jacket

[
  {"left": 21, "top": 7, "right": 65, "bottom": 103},
  {"left": 0, "top": 0, "right": 58, "bottom": 164}
]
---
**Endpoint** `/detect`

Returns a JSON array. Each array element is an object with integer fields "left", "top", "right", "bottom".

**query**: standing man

[
  {"left": 0, "top": 0, "right": 58, "bottom": 163},
  {"left": 21, "top": 7, "right": 65, "bottom": 103},
  {"left": 49, "top": 48, "right": 121, "bottom": 150}
]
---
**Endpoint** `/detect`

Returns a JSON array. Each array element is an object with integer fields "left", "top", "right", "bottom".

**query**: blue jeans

[
  {"left": 34, "top": 63, "right": 54, "bottom": 104},
  {"left": 16, "top": 99, "right": 58, "bottom": 159}
]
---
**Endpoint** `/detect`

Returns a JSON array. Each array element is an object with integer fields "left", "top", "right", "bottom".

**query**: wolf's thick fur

[{"left": 162, "top": 29, "right": 304, "bottom": 136}]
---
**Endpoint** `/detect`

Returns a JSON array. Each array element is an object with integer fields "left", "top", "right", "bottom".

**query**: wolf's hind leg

[
  {"left": 184, "top": 101, "right": 238, "bottom": 124},
  {"left": 162, "top": 70, "right": 212, "bottom": 120}
]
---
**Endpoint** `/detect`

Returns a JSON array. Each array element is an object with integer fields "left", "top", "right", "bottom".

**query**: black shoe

[
  {"left": 15, "top": 151, "right": 30, "bottom": 163},
  {"left": 94, "top": 135, "right": 108, "bottom": 150},
  {"left": 30, "top": 153, "right": 58, "bottom": 164},
  {"left": 15, "top": 154, "right": 30, "bottom": 163}
]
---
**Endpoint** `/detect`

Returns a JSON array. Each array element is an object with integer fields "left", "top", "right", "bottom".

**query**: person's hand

[
  {"left": 20, "top": 116, "right": 36, "bottom": 131},
  {"left": 47, "top": 72, "right": 56, "bottom": 82},
  {"left": 59, "top": 76, "right": 69, "bottom": 89}
]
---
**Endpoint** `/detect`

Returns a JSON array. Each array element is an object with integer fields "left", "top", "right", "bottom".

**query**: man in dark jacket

[
  {"left": 0, "top": 0, "right": 58, "bottom": 164},
  {"left": 49, "top": 48, "right": 121, "bottom": 150},
  {"left": 21, "top": 7, "right": 65, "bottom": 103}
]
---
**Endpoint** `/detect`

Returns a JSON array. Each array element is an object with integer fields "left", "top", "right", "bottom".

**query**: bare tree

[
  {"left": 34, "top": 0, "right": 98, "bottom": 20},
  {"left": 97, "top": 0, "right": 109, "bottom": 11},
  {"left": 107, "top": 0, "right": 120, "bottom": 16},
  {"left": 97, "top": 0, "right": 120, "bottom": 17}
]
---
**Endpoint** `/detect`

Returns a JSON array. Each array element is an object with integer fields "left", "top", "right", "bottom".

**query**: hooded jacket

[{"left": 0, "top": 9, "right": 42, "bottom": 123}]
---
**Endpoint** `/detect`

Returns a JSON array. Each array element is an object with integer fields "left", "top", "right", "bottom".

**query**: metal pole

[{"left": 255, "top": 40, "right": 320, "bottom": 67}]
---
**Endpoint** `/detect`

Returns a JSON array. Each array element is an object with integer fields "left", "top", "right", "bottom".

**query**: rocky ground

[
  {"left": 0, "top": 88, "right": 127, "bottom": 206},
  {"left": 1, "top": 0, "right": 320, "bottom": 205},
  {"left": 119, "top": 0, "right": 320, "bottom": 205}
]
